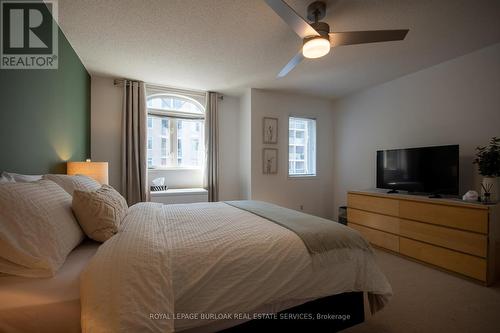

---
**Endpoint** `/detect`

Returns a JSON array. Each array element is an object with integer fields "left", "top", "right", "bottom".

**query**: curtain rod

[{"left": 113, "top": 79, "right": 223, "bottom": 100}]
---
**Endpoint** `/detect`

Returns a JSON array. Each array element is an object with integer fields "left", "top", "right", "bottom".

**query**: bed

[
  {"left": 81, "top": 201, "right": 392, "bottom": 332},
  {"left": 0, "top": 176, "right": 391, "bottom": 333},
  {"left": 0, "top": 241, "right": 100, "bottom": 333}
]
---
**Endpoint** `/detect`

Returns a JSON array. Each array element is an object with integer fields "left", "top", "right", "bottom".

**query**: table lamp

[{"left": 67, "top": 159, "right": 109, "bottom": 184}]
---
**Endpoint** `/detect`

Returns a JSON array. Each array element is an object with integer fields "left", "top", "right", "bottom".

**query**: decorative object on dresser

[
  {"left": 347, "top": 190, "right": 500, "bottom": 285},
  {"left": 263, "top": 148, "right": 278, "bottom": 174},
  {"left": 474, "top": 137, "right": 500, "bottom": 202},
  {"left": 462, "top": 190, "right": 479, "bottom": 202},
  {"left": 481, "top": 182, "right": 495, "bottom": 203},
  {"left": 263, "top": 117, "right": 278, "bottom": 144},
  {"left": 67, "top": 159, "right": 109, "bottom": 184}
]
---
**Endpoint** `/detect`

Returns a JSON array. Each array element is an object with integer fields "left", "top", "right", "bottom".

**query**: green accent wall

[{"left": 0, "top": 22, "right": 90, "bottom": 174}]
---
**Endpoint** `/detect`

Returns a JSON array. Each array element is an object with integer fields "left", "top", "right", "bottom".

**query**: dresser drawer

[
  {"left": 347, "top": 208, "right": 400, "bottom": 234},
  {"left": 349, "top": 223, "right": 399, "bottom": 252},
  {"left": 348, "top": 193, "right": 399, "bottom": 216},
  {"left": 400, "top": 237, "right": 487, "bottom": 281},
  {"left": 399, "top": 201, "right": 488, "bottom": 234},
  {"left": 400, "top": 219, "right": 487, "bottom": 257}
]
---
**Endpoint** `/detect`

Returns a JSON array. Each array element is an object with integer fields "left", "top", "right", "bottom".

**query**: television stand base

[
  {"left": 429, "top": 194, "right": 442, "bottom": 198},
  {"left": 387, "top": 190, "right": 399, "bottom": 194}
]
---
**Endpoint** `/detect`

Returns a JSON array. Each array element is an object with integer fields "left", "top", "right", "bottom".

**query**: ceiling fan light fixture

[{"left": 302, "top": 36, "right": 330, "bottom": 59}]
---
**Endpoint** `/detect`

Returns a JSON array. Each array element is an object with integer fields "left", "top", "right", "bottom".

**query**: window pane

[
  {"left": 176, "top": 120, "right": 203, "bottom": 168},
  {"left": 147, "top": 115, "right": 204, "bottom": 169},
  {"left": 161, "top": 138, "right": 167, "bottom": 153},
  {"left": 288, "top": 117, "right": 316, "bottom": 176},
  {"left": 147, "top": 95, "right": 203, "bottom": 114},
  {"left": 147, "top": 93, "right": 205, "bottom": 169},
  {"left": 161, "top": 119, "right": 168, "bottom": 135}
]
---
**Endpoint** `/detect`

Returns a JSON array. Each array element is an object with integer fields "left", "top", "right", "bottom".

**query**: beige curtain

[
  {"left": 204, "top": 92, "right": 219, "bottom": 202},
  {"left": 121, "top": 80, "right": 150, "bottom": 205}
]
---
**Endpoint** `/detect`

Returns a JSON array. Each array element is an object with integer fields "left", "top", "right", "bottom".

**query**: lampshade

[
  {"left": 302, "top": 36, "right": 330, "bottom": 59},
  {"left": 67, "top": 160, "right": 109, "bottom": 184}
]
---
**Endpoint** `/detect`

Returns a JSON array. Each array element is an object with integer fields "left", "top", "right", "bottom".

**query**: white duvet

[{"left": 81, "top": 202, "right": 392, "bottom": 333}]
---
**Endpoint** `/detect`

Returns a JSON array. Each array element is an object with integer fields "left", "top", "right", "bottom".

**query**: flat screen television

[{"left": 376, "top": 145, "right": 459, "bottom": 196}]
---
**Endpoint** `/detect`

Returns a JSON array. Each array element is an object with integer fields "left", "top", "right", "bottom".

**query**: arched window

[
  {"left": 146, "top": 94, "right": 205, "bottom": 169},
  {"left": 147, "top": 94, "right": 204, "bottom": 116}
]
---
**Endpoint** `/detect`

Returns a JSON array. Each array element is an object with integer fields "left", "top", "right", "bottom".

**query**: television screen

[{"left": 376, "top": 145, "right": 459, "bottom": 195}]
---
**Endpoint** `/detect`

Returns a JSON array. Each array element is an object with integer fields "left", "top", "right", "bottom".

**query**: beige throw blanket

[{"left": 225, "top": 200, "right": 372, "bottom": 255}]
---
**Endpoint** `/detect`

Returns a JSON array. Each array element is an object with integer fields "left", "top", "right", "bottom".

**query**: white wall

[
  {"left": 331, "top": 42, "right": 500, "bottom": 219},
  {"left": 250, "top": 89, "right": 335, "bottom": 218},
  {"left": 90, "top": 75, "right": 242, "bottom": 199},
  {"left": 90, "top": 76, "right": 122, "bottom": 192}
]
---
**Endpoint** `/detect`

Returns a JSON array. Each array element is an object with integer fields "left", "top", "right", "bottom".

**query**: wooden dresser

[{"left": 347, "top": 190, "right": 500, "bottom": 285}]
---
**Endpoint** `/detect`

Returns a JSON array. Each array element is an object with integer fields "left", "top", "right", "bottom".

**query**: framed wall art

[
  {"left": 263, "top": 148, "right": 278, "bottom": 174},
  {"left": 263, "top": 117, "right": 278, "bottom": 144}
]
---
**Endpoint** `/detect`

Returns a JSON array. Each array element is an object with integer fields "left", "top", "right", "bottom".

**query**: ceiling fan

[{"left": 265, "top": 0, "right": 409, "bottom": 77}]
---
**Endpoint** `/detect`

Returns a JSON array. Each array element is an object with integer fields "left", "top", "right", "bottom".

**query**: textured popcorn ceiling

[{"left": 57, "top": 0, "right": 500, "bottom": 98}]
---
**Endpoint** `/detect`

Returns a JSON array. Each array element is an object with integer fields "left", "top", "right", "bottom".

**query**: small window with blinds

[{"left": 146, "top": 94, "right": 205, "bottom": 169}]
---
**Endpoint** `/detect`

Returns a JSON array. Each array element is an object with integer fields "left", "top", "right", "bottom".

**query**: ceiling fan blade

[
  {"left": 265, "top": 0, "right": 319, "bottom": 39},
  {"left": 329, "top": 29, "right": 409, "bottom": 47},
  {"left": 277, "top": 51, "right": 304, "bottom": 78}
]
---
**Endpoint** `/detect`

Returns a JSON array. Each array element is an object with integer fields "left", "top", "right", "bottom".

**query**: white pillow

[
  {"left": 0, "top": 173, "right": 14, "bottom": 183},
  {"left": 1, "top": 171, "right": 42, "bottom": 182},
  {"left": 72, "top": 185, "right": 128, "bottom": 242},
  {"left": 43, "top": 174, "right": 101, "bottom": 196},
  {"left": 0, "top": 180, "right": 84, "bottom": 277}
]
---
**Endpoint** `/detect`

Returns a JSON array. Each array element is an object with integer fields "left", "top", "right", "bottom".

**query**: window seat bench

[{"left": 150, "top": 188, "right": 208, "bottom": 205}]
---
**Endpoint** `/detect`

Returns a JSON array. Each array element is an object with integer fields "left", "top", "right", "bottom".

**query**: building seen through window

[{"left": 147, "top": 94, "right": 204, "bottom": 169}]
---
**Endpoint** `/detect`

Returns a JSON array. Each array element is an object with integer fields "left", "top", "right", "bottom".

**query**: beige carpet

[{"left": 343, "top": 249, "right": 500, "bottom": 333}]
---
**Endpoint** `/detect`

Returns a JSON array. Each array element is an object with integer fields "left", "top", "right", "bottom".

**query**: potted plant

[{"left": 473, "top": 137, "right": 500, "bottom": 202}]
